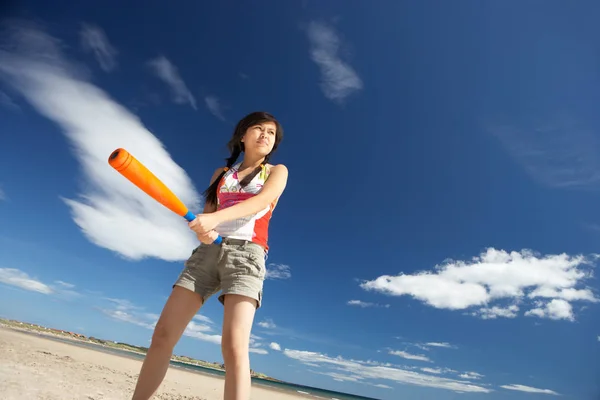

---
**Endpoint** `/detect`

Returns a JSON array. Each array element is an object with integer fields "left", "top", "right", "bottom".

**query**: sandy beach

[{"left": 0, "top": 326, "right": 308, "bottom": 400}]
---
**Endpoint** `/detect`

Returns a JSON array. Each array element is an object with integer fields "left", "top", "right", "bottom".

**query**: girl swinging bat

[{"left": 131, "top": 111, "right": 288, "bottom": 400}]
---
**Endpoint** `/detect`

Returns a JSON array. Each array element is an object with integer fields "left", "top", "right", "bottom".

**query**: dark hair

[{"left": 203, "top": 111, "right": 283, "bottom": 206}]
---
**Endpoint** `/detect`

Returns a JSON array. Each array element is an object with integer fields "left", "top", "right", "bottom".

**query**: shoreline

[{"left": 0, "top": 325, "right": 319, "bottom": 400}]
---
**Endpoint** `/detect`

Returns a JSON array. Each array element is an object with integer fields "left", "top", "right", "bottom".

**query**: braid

[
  {"left": 239, "top": 153, "right": 271, "bottom": 188},
  {"left": 203, "top": 146, "right": 241, "bottom": 207}
]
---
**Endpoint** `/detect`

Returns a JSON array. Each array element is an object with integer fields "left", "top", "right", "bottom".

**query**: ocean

[{"left": 23, "top": 330, "right": 380, "bottom": 400}]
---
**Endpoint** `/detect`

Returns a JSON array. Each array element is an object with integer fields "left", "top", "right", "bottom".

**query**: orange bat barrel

[
  {"left": 108, "top": 148, "right": 222, "bottom": 244},
  {"left": 109, "top": 148, "right": 191, "bottom": 218}
]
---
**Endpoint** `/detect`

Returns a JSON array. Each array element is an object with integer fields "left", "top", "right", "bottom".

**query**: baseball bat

[{"left": 108, "top": 148, "right": 222, "bottom": 244}]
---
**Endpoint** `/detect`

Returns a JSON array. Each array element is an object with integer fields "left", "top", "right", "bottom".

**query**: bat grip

[{"left": 183, "top": 211, "right": 223, "bottom": 245}]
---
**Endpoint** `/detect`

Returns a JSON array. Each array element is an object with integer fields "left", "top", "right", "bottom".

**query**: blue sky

[{"left": 0, "top": 1, "right": 599, "bottom": 399}]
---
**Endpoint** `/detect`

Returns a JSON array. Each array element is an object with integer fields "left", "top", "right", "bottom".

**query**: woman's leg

[
  {"left": 131, "top": 286, "right": 203, "bottom": 400},
  {"left": 221, "top": 294, "right": 258, "bottom": 400}
]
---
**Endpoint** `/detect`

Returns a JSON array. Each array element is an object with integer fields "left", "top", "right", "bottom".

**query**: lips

[{"left": 257, "top": 140, "right": 269, "bottom": 146}]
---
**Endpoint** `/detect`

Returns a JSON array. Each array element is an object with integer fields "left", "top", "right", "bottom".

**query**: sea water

[{"left": 24, "top": 331, "right": 380, "bottom": 400}]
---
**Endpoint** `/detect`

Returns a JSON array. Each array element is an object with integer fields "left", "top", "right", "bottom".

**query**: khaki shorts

[{"left": 173, "top": 238, "right": 267, "bottom": 308}]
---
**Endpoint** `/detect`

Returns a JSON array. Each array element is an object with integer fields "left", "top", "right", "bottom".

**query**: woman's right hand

[{"left": 197, "top": 230, "right": 219, "bottom": 244}]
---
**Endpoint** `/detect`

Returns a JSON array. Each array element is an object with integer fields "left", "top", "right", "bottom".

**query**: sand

[{"left": 0, "top": 326, "right": 307, "bottom": 400}]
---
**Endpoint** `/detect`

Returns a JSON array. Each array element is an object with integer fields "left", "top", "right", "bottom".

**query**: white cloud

[
  {"left": 0, "top": 22, "right": 202, "bottom": 261},
  {"left": 54, "top": 280, "right": 75, "bottom": 289},
  {"left": 423, "top": 342, "right": 455, "bottom": 349},
  {"left": 193, "top": 314, "right": 213, "bottom": 324},
  {"left": 249, "top": 348, "right": 268, "bottom": 355},
  {"left": 183, "top": 321, "right": 222, "bottom": 345},
  {"left": 0, "top": 268, "right": 80, "bottom": 298},
  {"left": 389, "top": 350, "right": 431, "bottom": 363},
  {"left": 347, "top": 300, "right": 390, "bottom": 308},
  {"left": 0, "top": 268, "right": 53, "bottom": 294},
  {"left": 79, "top": 23, "right": 117, "bottom": 72},
  {"left": 421, "top": 367, "right": 443, "bottom": 374},
  {"left": 360, "top": 248, "right": 598, "bottom": 321},
  {"left": 472, "top": 304, "right": 519, "bottom": 320},
  {"left": 0, "top": 185, "right": 6, "bottom": 201},
  {"left": 306, "top": 21, "right": 363, "bottom": 103},
  {"left": 269, "top": 342, "right": 281, "bottom": 351},
  {"left": 266, "top": 264, "right": 291, "bottom": 280},
  {"left": 204, "top": 96, "right": 225, "bottom": 121},
  {"left": 100, "top": 308, "right": 156, "bottom": 330},
  {"left": 501, "top": 384, "right": 559, "bottom": 395},
  {"left": 283, "top": 349, "right": 491, "bottom": 393},
  {"left": 459, "top": 372, "right": 484, "bottom": 380},
  {"left": 147, "top": 55, "right": 197, "bottom": 109},
  {"left": 258, "top": 318, "right": 276, "bottom": 329},
  {"left": 524, "top": 299, "right": 574, "bottom": 321}
]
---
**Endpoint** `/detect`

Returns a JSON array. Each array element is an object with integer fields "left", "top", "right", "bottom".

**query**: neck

[{"left": 240, "top": 154, "right": 265, "bottom": 170}]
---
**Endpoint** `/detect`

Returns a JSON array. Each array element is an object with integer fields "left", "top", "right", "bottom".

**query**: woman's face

[{"left": 241, "top": 121, "right": 277, "bottom": 157}]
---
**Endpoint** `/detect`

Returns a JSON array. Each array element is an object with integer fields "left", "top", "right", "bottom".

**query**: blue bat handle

[{"left": 183, "top": 210, "right": 223, "bottom": 244}]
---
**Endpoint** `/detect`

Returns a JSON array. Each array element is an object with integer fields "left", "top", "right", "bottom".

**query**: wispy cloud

[
  {"left": 0, "top": 268, "right": 79, "bottom": 298},
  {"left": 389, "top": 350, "right": 431, "bottom": 363},
  {"left": 501, "top": 384, "right": 559, "bottom": 395},
  {"left": 347, "top": 299, "right": 390, "bottom": 308},
  {"left": 98, "top": 297, "right": 223, "bottom": 345},
  {"left": 147, "top": 56, "right": 197, "bottom": 109},
  {"left": 459, "top": 372, "right": 484, "bottom": 380},
  {"left": 0, "top": 90, "right": 20, "bottom": 111},
  {"left": 283, "top": 348, "right": 491, "bottom": 393},
  {"left": 204, "top": 96, "right": 225, "bottom": 121},
  {"left": 266, "top": 263, "right": 291, "bottom": 280},
  {"left": 360, "top": 247, "right": 598, "bottom": 322},
  {"left": 306, "top": 21, "right": 363, "bottom": 103},
  {"left": 489, "top": 113, "right": 600, "bottom": 189},
  {"left": 79, "top": 23, "right": 117, "bottom": 72},
  {"left": 0, "top": 21, "right": 201, "bottom": 261},
  {"left": 0, "top": 185, "right": 6, "bottom": 201},
  {"left": 423, "top": 342, "right": 456, "bottom": 349}
]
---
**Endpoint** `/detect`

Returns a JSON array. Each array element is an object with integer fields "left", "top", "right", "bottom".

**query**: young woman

[{"left": 132, "top": 111, "right": 288, "bottom": 400}]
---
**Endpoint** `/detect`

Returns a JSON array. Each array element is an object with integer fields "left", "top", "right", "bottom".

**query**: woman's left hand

[{"left": 189, "top": 213, "right": 221, "bottom": 234}]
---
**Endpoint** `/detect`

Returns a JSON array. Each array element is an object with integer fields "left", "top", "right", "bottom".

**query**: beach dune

[{"left": 0, "top": 326, "right": 306, "bottom": 400}]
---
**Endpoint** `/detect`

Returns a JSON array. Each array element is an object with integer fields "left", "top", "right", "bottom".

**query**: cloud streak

[
  {"left": 489, "top": 114, "right": 600, "bottom": 189},
  {"left": 204, "top": 96, "right": 225, "bottom": 121},
  {"left": 265, "top": 264, "right": 291, "bottom": 280},
  {"left": 361, "top": 247, "right": 598, "bottom": 321},
  {"left": 500, "top": 383, "right": 559, "bottom": 395},
  {"left": 0, "top": 21, "right": 201, "bottom": 261},
  {"left": 306, "top": 21, "right": 362, "bottom": 103},
  {"left": 79, "top": 23, "right": 117, "bottom": 72},
  {"left": 283, "top": 348, "right": 491, "bottom": 393},
  {"left": 0, "top": 268, "right": 79, "bottom": 298},
  {"left": 347, "top": 299, "right": 390, "bottom": 308},
  {"left": 148, "top": 56, "right": 197, "bottom": 109}
]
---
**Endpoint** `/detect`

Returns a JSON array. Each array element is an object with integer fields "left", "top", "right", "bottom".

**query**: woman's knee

[
  {"left": 221, "top": 333, "right": 249, "bottom": 362},
  {"left": 151, "top": 321, "right": 178, "bottom": 349}
]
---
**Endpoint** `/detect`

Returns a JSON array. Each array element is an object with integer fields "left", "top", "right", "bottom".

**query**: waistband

[{"left": 217, "top": 237, "right": 268, "bottom": 256}]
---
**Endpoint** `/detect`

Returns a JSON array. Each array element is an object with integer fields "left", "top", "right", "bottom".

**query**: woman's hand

[
  {"left": 188, "top": 213, "right": 221, "bottom": 235},
  {"left": 197, "top": 230, "right": 219, "bottom": 244}
]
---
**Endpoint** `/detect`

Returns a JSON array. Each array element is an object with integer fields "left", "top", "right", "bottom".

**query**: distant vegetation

[{"left": 0, "top": 318, "right": 281, "bottom": 382}]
